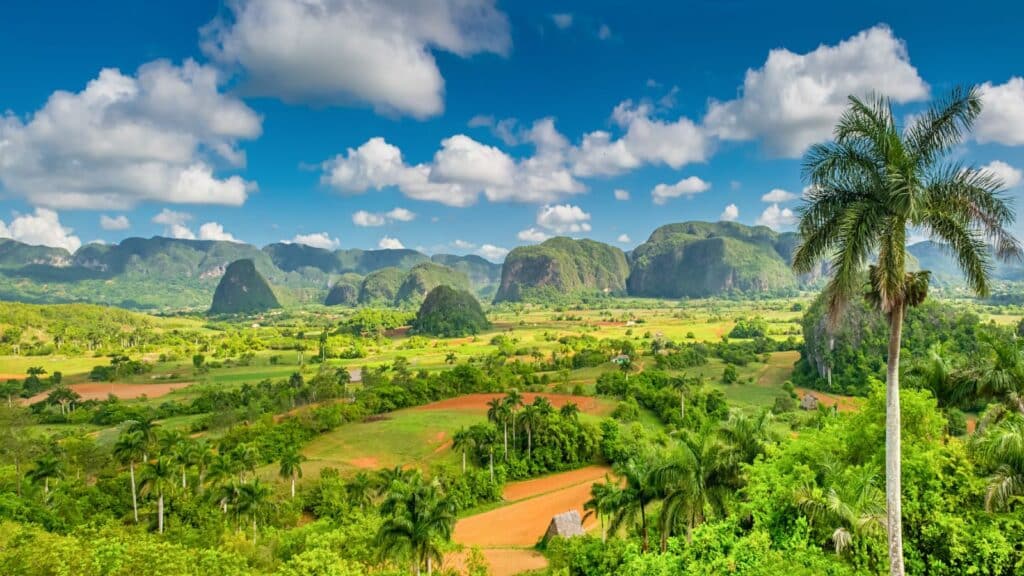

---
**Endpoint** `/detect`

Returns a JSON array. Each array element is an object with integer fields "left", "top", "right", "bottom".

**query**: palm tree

[
  {"left": 504, "top": 389, "right": 524, "bottom": 450},
  {"left": 972, "top": 331, "right": 1024, "bottom": 414},
  {"left": 445, "top": 352, "right": 457, "bottom": 365},
  {"left": 583, "top": 475, "right": 620, "bottom": 542},
  {"left": 670, "top": 376, "right": 691, "bottom": 422},
  {"left": 205, "top": 452, "right": 238, "bottom": 513},
  {"left": 113, "top": 429, "right": 146, "bottom": 522},
  {"left": 278, "top": 449, "right": 306, "bottom": 499},
  {"left": 972, "top": 414, "right": 1024, "bottom": 511},
  {"left": 795, "top": 467, "right": 886, "bottom": 557},
  {"left": 378, "top": 475, "right": 455, "bottom": 575},
  {"left": 607, "top": 454, "right": 661, "bottom": 552},
  {"left": 451, "top": 428, "right": 474, "bottom": 474},
  {"left": 139, "top": 457, "right": 176, "bottom": 533},
  {"left": 559, "top": 402, "right": 580, "bottom": 420},
  {"left": 719, "top": 410, "right": 775, "bottom": 464},
  {"left": 486, "top": 397, "right": 510, "bottom": 460},
  {"left": 520, "top": 404, "right": 542, "bottom": 460},
  {"left": 125, "top": 419, "right": 159, "bottom": 460},
  {"left": 792, "top": 86, "right": 1020, "bottom": 576},
  {"left": 347, "top": 471, "right": 375, "bottom": 511},
  {"left": 235, "top": 479, "right": 272, "bottom": 543},
  {"left": 905, "top": 343, "right": 972, "bottom": 410},
  {"left": 172, "top": 438, "right": 198, "bottom": 489},
  {"left": 28, "top": 453, "right": 62, "bottom": 495}
]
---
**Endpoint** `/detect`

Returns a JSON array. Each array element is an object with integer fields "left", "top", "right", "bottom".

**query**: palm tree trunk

[
  {"left": 885, "top": 306, "right": 905, "bottom": 576},
  {"left": 640, "top": 501, "right": 649, "bottom": 553},
  {"left": 427, "top": 556, "right": 432, "bottom": 575},
  {"left": 503, "top": 422, "right": 508, "bottom": 460},
  {"left": 462, "top": 449, "right": 466, "bottom": 474},
  {"left": 253, "top": 516, "right": 257, "bottom": 544},
  {"left": 182, "top": 467, "right": 187, "bottom": 489},
  {"left": 129, "top": 462, "right": 138, "bottom": 522},
  {"left": 527, "top": 427, "right": 532, "bottom": 459},
  {"left": 489, "top": 450, "right": 494, "bottom": 482},
  {"left": 158, "top": 494, "right": 164, "bottom": 534},
  {"left": 291, "top": 472, "right": 297, "bottom": 499},
  {"left": 680, "top": 390, "right": 685, "bottom": 420}
]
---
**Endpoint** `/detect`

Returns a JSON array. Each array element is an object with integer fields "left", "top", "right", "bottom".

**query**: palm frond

[{"left": 906, "top": 86, "right": 983, "bottom": 166}]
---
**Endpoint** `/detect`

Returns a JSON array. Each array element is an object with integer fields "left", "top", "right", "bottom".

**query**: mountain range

[{"left": 1, "top": 222, "right": 1016, "bottom": 311}]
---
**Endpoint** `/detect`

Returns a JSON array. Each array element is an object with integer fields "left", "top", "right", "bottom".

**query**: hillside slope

[{"left": 494, "top": 237, "right": 630, "bottom": 302}]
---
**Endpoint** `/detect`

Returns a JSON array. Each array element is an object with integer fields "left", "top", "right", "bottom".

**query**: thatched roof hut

[
  {"left": 545, "top": 510, "right": 585, "bottom": 540},
  {"left": 800, "top": 393, "right": 819, "bottom": 411}
]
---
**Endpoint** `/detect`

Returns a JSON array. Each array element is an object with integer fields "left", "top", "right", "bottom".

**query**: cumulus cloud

[
  {"left": 201, "top": 0, "right": 509, "bottom": 118},
  {"left": 761, "top": 188, "right": 798, "bottom": 203},
  {"left": 571, "top": 100, "right": 710, "bottom": 177},
  {"left": 467, "top": 115, "right": 521, "bottom": 146},
  {"left": 704, "top": 25, "right": 929, "bottom": 157},
  {"left": 352, "top": 207, "right": 417, "bottom": 226},
  {"left": 0, "top": 59, "right": 260, "bottom": 209},
  {"left": 616, "top": 233, "right": 631, "bottom": 243},
  {"left": 517, "top": 227, "right": 551, "bottom": 242},
  {"left": 451, "top": 239, "right": 475, "bottom": 250},
  {"left": 536, "top": 204, "right": 592, "bottom": 234},
  {"left": 152, "top": 208, "right": 196, "bottom": 239},
  {"left": 378, "top": 236, "right": 405, "bottom": 250},
  {"left": 551, "top": 13, "right": 573, "bottom": 29},
  {"left": 0, "top": 208, "right": 82, "bottom": 252},
  {"left": 976, "top": 78, "right": 1024, "bottom": 145},
  {"left": 386, "top": 207, "right": 416, "bottom": 222},
  {"left": 613, "top": 189, "right": 630, "bottom": 201},
  {"left": 720, "top": 204, "right": 740, "bottom": 222},
  {"left": 322, "top": 119, "right": 584, "bottom": 206},
  {"left": 197, "top": 222, "right": 240, "bottom": 242},
  {"left": 651, "top": 176, "right": 711, "bottom": 205},
  {"left": 477, "top": 244, "right": 509, "bottom": 261},
  {"left": 288, "top": 232, "right": 340, "bottom": 250},
  {"left": 981, "top": 160, "right": 1023, "bottom": 188},
  {"left": 100, "top": 214, "right": 130, "bottom": 231},
  {"left": 756, "top": 204, "right": 798, "bottom": 230}
]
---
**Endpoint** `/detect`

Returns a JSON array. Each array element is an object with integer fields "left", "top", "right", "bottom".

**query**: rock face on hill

[
  {"left": 395, "top": 262, "right": 472, "bottom": 305},
  {"left": 494, "top": 237, "right": 630, "bottom": 302},
  {"left": 324, "top": 273, "right": 363, "bottom": 306},
  {"left": 430, "top": 254, "right": 502, "bottom": 295},
  {"left": 412, "top": 285, "right": 490, "bottom": 337},
  {"left": 209, "top": 259, "right": 280, "bottom": 315},
  {"left": 627, "top": 222, "right": 800, "bottom": 298}
]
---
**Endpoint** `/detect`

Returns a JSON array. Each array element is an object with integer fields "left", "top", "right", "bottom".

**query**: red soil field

[
  {"left": 23, "top": 381, "right": 193, "bottom": 404},
  {"left": 795, "top": 388, "right": 862, "bottom": 412},
  {"left": 414, "top": 393, "right": 612, "bottom": 416},
  {"left": 453, "top": 465, "right": 609, "bottom": 548}
]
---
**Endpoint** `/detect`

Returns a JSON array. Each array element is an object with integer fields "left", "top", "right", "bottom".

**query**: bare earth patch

[
  {"left": 414, "top": 393, "right": 613, "bottom": 416},
  {"left": 795, "top": 388, "right": 862, "bottom": 412},
  {"left": 446, "top": 548, "right": 548, "bottom": 576},
  {"left": 348, "top": 457, "right": 380, "bottom": 469},
  {"left": 23, "top": 381, "right": 193, "bottom": 404}
]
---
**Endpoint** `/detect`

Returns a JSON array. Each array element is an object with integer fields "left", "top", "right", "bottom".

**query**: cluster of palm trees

[
  {"left": 482, "top": 389, "right": 576, "bottom": 462},
  {"left": 108, "top": 419, "right": 303, "bottom": 540},
  {"left": 585, "top": 411, "right": 774, "bottom": 552},
  {"left": 376, "top": 469, "right": 455, "bottom": 576}
]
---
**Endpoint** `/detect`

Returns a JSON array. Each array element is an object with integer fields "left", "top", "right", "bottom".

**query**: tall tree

[
  {"left": 235, "top": 479, "right": 272, "bottom": 543},
  {"left": 378, "top": 475, "right": 455, "bottom": 575},
  {"left": 607, "top": 454, "right": 662, "bottom": 552},
  {"left": 140, "top": 457, "right": 176, "bottom": 533},
  {"left": 486, "top": 397, "right": 510, "bottom": 460},
  {"left": 972, "top": 414, "right": 1024, "bottom": 511},
  {"left": 792, "top": 86, "right": 1020, "bottom": 576},
  {"left": 278, "top": 449, "right": 306, "bottom": 499},
  {"left": 113, "top": 429, "right": 146, "bottom": 522},
  {"left": 28, "top": 453, "right": 62, "bottom": 495},
  {"left": 583, "top": 475, "right": 620, "bottom": 542}
]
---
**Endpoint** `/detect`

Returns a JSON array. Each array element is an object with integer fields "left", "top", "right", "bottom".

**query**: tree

[
  {"left": 0, "top": 405, "right": 37, "bottom": 497},
  {"left": 608, "top": 454, "right": 662, "bottom": 552},
  {"left": 113, "top": 429, "right": 146, "bottom": 523},
  {"left": 670, "top": 376, "right": 690, "bottom": 421},
  {"left": 28, "top": 453, "right": 62, "bottom": 495},
  {"left": 583, "top": 475, "right": 620, "bottom": 542},
  {"left": 486, "top": 398, "right": 510, "bottom": 460},
  {"left": 972, "top": 414, "right": 1024, "bottom": 511},
  {"left": 139, "top": 457, "right": 176, "bottom": 533},
  {"left": 504, "top": 389, "right": 524, "bottom": 453},
  {"left": 792, "top": 86, "right": 1020, "bottom": 576},
  {"left": 795, "top": 467, "right": 885, "bottom": 557},
  {"left": 520, "top": 404, "right": 542, "bottom": 460},
  {"left": 235, "top": 479, "right": 272, "bottom": 543},
  {"left": 445, "top": 351, "right": 457, "bottom": 365},
  {"left": 451, "top": 427, "right": 475, "bottom": 474},
  {"left": 905, "top": 343, "right": 972, "bottom": 410},
  {"left": 378, "top": 475, "right": 455, "bottom": 575},
  {"left": 279, "top": 449, "right": 306, "bottom": 499},
  {"left": 46, "top": 386, "right": 81, "bottom": 416},
  {"left": 971, "top": 331, "right": 1024, "bottom": 414}
]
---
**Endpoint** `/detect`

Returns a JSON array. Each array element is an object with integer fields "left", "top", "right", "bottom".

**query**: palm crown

[{"left": 794, "top": 86, "right": 1020, "bottom": 316}]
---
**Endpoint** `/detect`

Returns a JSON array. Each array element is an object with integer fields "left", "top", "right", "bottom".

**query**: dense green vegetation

[
  {"left": 208, "top": 260, "right": 281, "bottom": 315},
  {"left": 411, "top": 286, "right": 490, "bottom": 337},
  {"left": 495, "top": 237, "right": 630, "bottom": 303}
]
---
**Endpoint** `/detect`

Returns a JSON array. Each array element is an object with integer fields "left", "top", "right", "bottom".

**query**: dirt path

[
  {"left": 415, "top": 393, "right": 613, "bottom": 416},
  {"left": 22, "top": 381, "right": 193, "bottom": 404},
  {"left": 448, "top": 465, "right": 610, "bottom": 576}
]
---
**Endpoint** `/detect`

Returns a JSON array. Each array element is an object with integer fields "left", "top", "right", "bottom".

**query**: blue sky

[{"left": 1, "top": 0, "right": 1023, "bottom": 260}]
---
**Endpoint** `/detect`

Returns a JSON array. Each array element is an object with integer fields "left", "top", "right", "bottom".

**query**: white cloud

[
  {"left": 536, "top": 204, "right": 592, "bottom": 234},
  {"left": 720, "top": 204, "right": 740, "bottom": 222},
  {"left": 477, "top": 244, "right": 509, "bottom": 261},
  {"left": 651, "top": 176, "right": 711, "bottom": 205},
  {"left": 352, "top": 210, "right": 386, "bottom": 227},
  {"left": 598, "top": 24, "right": 612, "bottom": 40},
  {"left": 980, "top": 160, "right": 1023, "bottom": 188},
  {"left": 100, "top": 214, "right": 130, "bottom": 230},
  {"left": 761, "top": 188, "right": 798, "bottom": 203},
  {"left": 0, "top": 208, "right": 82, "bottom": 252},
  {"left": 378, "top": 236, "right": 405, "bottom": 250},
  {"left": 976, "top": 78, "right": 1024, "bottom": 146},
  {"left": 613, "top": 189, "right": 630, "bottom": 201},
  {"left": 322, "top": 119, "right": 584, "bottom": 206},
  {"left": 616, "top": 233, "right": 631, "bottom": 243},
  {"left": 704, "top": 25, "right": 929, "bottom": 157},
  {"left": 451, "top": 239, "right": 475, "bottom": 250},
  {"left": 551, "top": 13, "right": 573, "bottom": 29},
  {"left": 152, "top": 208, "right": 195, "bottom": 239},
  {"left": 467, "top": 115, "right": 521, "bottom": 146},
  {"left": 572, "top": 101, "right": 710, "bottom": 177},
  {"left": 197, "top": 221, "right": 240, "bottom": 242},
  {"left": 0, "top": 59, "right": 260, "bottom": 209},
  {"left": 201, "top": 0, "right": 509, "bottom": 118},
  {"left": 517, "top": 227, "right": 551, "bottom": 242},
  {"left": 288, "top": 232, "right": 340, "bottom": 250},
  {"left": 756, "top": 204, "right": 798, "bottom": 230},
  {"left": 386, "top": 207, "right": 416, "bottom": 222}
]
